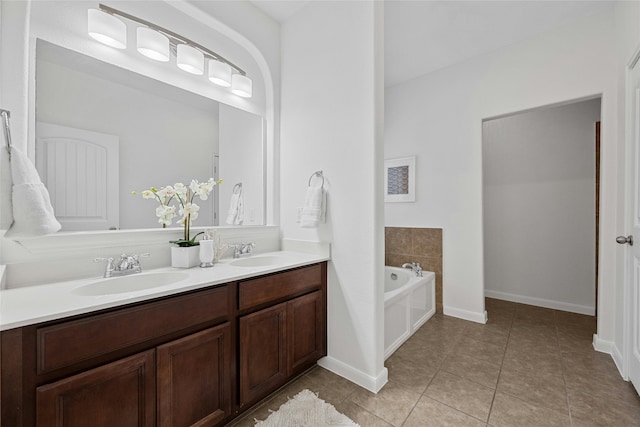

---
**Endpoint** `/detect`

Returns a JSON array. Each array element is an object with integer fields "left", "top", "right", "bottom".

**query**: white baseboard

[
  {"left": 593, "top": 334, "right": 626, "bottom": 379},
  {"left": 443, "top": 306, "right": 487, "bottom": 324},
  {"left": 317, "top": 356, "right": 388, "bottom": 393},
  {"left": 485, "top": 289, "right": 595, "bottom": 315}
]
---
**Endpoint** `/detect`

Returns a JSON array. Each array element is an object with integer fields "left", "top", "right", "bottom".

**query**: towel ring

[
  {"left": 232, "top": 182, "right": 242, "bottom": 194},
  {"left": 1, "top": 109, "right": 12, "bottom": 158},
  {"left": 308, "top": 170, "right": 324, "bottom": 188}
]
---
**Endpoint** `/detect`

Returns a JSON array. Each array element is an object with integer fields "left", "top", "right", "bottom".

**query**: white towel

[
  {"left": 225, "top": 187, "right": 244, "bottom": 225},
  {"left": 5, "top": 147, "right": 61, "bottom": 237},
  {"left": 300, "top": 184, "right": 324, "bottom": 228}
]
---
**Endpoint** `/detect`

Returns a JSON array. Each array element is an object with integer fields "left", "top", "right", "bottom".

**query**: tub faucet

[{"left": 402, "top": 262, "right": 423, "bottom": 277}]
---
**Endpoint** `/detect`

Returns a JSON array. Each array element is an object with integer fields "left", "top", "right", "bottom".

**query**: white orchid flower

[
  {"left": 179, "top": 202, "right": 200, "bottom": 217},
  {"left": 173, "top": 183, "right": 188, "bottom": 199},
  {"left": 141, "top": 190, "right": 154, "bottom": 199}
]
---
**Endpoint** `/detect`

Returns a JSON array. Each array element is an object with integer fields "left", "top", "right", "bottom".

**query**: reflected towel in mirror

[
  {"left": 226, "top": 184, "right": 244, "bottom": 225},
  {"left": 5, "top": 147, "right": 61, "bottom": 237}
]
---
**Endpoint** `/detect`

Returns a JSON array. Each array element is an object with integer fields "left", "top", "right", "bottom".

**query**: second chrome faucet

[{"left": 94, "top": 253, "right": 150, "bottom": 278}]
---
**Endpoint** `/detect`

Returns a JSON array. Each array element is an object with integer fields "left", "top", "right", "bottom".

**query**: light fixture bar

[{"left": 98, "top": 3, "right": 246, "bottom": 76}]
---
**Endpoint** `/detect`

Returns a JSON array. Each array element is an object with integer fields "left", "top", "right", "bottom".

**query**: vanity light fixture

[
  {"left": 87, "top": 4, "right": 252, "bottom": 97},
  {"left": 208, "top": 60, "right": 232, "bottom": 87},
  {"left": 87, "top": 9, "right": 127, "bottom": 49},
  {"left": 136, "top": 27, "right": 169, "bottom": 62}
]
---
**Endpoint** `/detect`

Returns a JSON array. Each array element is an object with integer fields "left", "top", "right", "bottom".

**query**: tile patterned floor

[{"left": 230, "top": 298, "right": 640, "bottom": 426}]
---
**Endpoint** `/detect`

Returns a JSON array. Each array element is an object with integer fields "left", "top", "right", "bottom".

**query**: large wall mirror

[{"left": 35, "top": 39, "right": 265, "bottom": 231}]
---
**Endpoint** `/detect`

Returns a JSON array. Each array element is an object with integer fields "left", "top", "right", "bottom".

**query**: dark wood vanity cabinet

[
  {"left": 36, "top": 350, "right": 157, "bottom": 427},
  {"left": 156, "top": 324, "right": 232, "bottom": 427},
  {"left": 0, "top": 261, "right": 327, "bottom": 427},
  {"left": 238, "top": 263, "right": 327, "bottom": 409}
]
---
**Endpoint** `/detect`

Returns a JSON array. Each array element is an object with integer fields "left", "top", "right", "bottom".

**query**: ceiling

[{"left": 250, "top": 0, "right": 615, "bottom": 88}]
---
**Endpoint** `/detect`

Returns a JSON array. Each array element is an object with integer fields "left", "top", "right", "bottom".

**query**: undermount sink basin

[
  {"left": 230, "top": 256, "right": 285, "bottom": 268},
  {"left": 72, "top": 272, "right": 190, "bottom": 296}
]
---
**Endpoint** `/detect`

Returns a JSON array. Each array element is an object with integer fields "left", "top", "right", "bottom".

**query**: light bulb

[
  {"left": 137, "top": 27, "right": 169, "bottom": 62},
  {"left": 88, "top": 9, "right": 126, "bottom": 49},
  {"left": 208, "top": 60, "right": 232, "bottom": 87},
  {"left": 231, "top": 74, "right": 252, "bottom": 98},
  {"left": 176, "top": 44, "right": 204, "bottom": 75}
]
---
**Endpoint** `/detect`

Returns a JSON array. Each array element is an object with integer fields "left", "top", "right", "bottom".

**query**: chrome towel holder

[
  {"left": 232, "top": 182, "right": 243, "bottom": 194},
  {"left": 308, "top": 170, "right": 324, "bottom": 187}
]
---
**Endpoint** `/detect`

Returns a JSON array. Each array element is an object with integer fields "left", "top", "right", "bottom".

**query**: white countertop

[{"left": 0, "top": 251, "right": 329, "bottom": 331}]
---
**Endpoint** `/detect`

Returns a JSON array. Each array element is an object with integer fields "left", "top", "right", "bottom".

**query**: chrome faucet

[
  {"left": 232, "top": 242, "right": 255, "bottom": 258},
  {"left": 402, "top": 262, "right": 423, "bottom": 277},
  {"left": 94, "top": 253, "right": 149, "bottom": 278}
]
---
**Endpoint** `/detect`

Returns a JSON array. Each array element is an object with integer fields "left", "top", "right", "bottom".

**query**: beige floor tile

[
  {"left": 454, "top": 337, "right": 506, "bottom": 367},
  {"left": 497, "top": 365, "right": 568, "bottom": 413},
  {"left": 488, "top": 392, "right": 571, "bottom": 427},
  {"left": 302, "top": 367, "right": 360, "bottom": 404},
  {"left": 424, "top": 371, "right": 495, "bottom": 421},
  {"left": 506, "top": 333, "right": 559, "bottom": 355},
  {"left": 564, "top": 368, "right": 640, "bottom": 409},
  {"left": 562, "top": 350, "right": 622, "bottom": 379},
  {"left": 502, "top": 346, "right": 563, "bottom": 377},
  {"left": 464, "top": 323, "right": 510, "bottom": 348},
  {"left": 441, "top": 351, "right": 501, "bottom": 388},
  {"left": 349, "top": 380, "right": 423, "bottom": 427},
  {"left": 404, "top": 395, "right": 486, "bottom": 427},
  {"left": 568, "top": 389, "right": 640, "bottom": 426},
  {"left": 385, "top": 352, "right": 439, "bottom": 389},
  {"left": 334, "top": 401, "right": 393, "bottom": 427},
  {"left": 557, "top": 330, "right": 595, "bottom": 353}
]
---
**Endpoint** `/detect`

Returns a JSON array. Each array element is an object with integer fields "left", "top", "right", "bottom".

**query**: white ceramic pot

[{"left": 171, "top": 245, "right": 200, "bottom": 268}]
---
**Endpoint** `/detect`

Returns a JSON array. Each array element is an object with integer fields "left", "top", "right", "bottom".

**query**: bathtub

[{"left": 384, "top": 266, "right": 436, "bottom": 360}]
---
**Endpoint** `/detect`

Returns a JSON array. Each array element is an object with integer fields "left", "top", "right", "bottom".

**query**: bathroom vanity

[{"left": 0, "top": 256, "right": 327, "bottom": 427}]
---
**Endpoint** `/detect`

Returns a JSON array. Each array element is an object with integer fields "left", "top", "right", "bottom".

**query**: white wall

[
  {"left": 280, "top": 2, "right": 386, "bottom": 392},
  {"left": 385, "top": 9, "right": 618, "bottom": 326},
  {"left": 37, "top": 56, "right": 219, "bottom": 230},
  {"left": 482, "top": 99, "right": 600, "bottom": 315},
  {"left": 219, "top": 103, "right": 264, "bottom": 226}
]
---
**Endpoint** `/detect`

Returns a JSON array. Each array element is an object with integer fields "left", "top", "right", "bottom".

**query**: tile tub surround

[
  {"left": 230, "top": 298, "right": 640, "bottom": 427},
  {"left": 385, "top": 227, "right": 443, "bottom": 312}
]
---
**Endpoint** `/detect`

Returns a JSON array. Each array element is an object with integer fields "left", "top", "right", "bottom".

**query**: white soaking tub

[{"left": 384, "top": 266, "right": 436, "bottom": 359}]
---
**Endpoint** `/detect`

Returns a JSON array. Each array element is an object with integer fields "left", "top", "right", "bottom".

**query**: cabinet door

[
  {"left": 157, "top": 323, "right": 232, "bottom": 427},
  {"left": 239, "top": 303, "right": 287, "bottom": 407},
  {"left": 288, "top": 291, "right": 325, "bottom": 376},
  {"left": 36, "top": 350, "right": 155, "bottom": 427}
]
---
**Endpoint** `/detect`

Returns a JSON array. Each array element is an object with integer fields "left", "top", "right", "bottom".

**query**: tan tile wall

[{"left": 385, "top": 227, "right": 443, "bottom": 313}]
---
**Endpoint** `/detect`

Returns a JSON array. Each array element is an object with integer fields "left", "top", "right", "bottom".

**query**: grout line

[
  {"left": 555, "top": 309, "right": 576, "bottom": 426},
  {"left": 486, "top": 303, "right": 515, "bottom": 424}
]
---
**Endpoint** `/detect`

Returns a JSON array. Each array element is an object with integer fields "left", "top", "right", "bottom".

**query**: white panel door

[
  {"left": 36, "top": 122, "right": 119, "bottom": 231},
  {"left": 624, "top": 51, "right": 640, "bottom": 395}
]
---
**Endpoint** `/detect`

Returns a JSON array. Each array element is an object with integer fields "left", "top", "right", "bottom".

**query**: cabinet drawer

[
  {"left": 238, "top": 264, "right": 322, "bottom": 311},
  {"left": 37, "top": 285, "right": 229, "bottom": 374}
]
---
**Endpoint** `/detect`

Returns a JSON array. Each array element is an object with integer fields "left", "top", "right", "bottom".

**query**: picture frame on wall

[{"left": 384, "top": 156, "right": 415, "bottom": 202}]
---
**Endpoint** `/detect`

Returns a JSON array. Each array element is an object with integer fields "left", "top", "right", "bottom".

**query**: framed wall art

[{"left": 384, "top": 156, "right": 415, "bottom": 202}]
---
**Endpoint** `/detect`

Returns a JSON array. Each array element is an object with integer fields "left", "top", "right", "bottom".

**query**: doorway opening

[{"left": 482, "top": 97, "right": 601, "bottom": 316}]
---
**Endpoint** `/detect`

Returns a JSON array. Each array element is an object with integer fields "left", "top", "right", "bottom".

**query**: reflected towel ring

[
  {"left": 308, "top": 170, "right": 324, "bottom": 188},
  {"left": 1, "top": 109, "right": 13, "bottom": 158},
  {"left": 232, "top": 182, "right": 242, "bottom": 194}
]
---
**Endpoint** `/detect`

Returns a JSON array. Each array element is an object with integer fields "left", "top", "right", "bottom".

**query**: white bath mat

[{"left": 254, "top": 389, "right": 360, "bottom": 427}]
